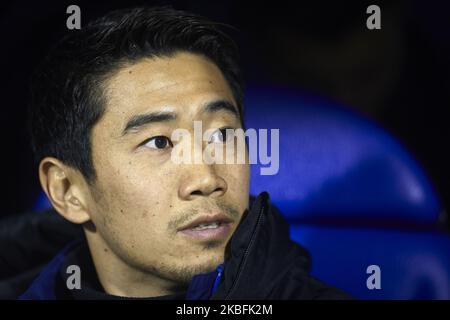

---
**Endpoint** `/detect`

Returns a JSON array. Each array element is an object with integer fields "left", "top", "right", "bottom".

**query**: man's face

[{"left": 85, "top": 52, "right": 249, "bottom": 284}]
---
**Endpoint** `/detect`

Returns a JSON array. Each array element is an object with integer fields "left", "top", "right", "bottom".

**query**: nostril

[
  {"left": 189, "top": 187, "right": 224, "bottom": 197},
  {"left": 180, "top": 175, "right": 228, "bottom": 200}
]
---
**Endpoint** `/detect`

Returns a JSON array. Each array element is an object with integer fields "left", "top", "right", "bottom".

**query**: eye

[
  {"left": 143, "top": 136, "right": 173, "bottom": 150},
  {"left": 209, "top": 127, "right": 235, "bottom": 144}
]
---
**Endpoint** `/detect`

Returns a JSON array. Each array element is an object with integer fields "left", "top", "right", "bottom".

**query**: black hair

[{"left": 29, "top": 6, "right": 244, "bottom": 182}]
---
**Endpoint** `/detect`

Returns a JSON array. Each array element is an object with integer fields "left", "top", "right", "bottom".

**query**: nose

[{"left": 178, "top": 164, "right": 228, "bottom": 200}]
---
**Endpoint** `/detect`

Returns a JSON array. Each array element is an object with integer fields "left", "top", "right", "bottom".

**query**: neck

[{"left": 83, "top": 229, "right": 185, "bottom": 298}]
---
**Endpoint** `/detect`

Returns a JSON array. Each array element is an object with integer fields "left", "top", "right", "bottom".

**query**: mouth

[{"left": 177, "top": 213, "right": 234, "bottom": 241}]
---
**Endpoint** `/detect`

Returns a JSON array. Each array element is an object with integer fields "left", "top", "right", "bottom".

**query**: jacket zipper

[
  {"left": 210, "top": 264, "right": 224, "bottom": 296},
  {"left": 223, "top": 199, "right": 267, "bottom": 300}
]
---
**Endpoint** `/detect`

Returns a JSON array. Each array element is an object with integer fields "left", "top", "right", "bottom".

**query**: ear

[{"left": 39, "top": 157, "right": 91, "bottom": 224}]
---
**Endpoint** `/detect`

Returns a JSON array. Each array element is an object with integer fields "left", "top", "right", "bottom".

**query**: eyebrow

[
  {"left": 202, "top": 100, "right": 239, "bottom": 118},
  {"left": 121, "top": 99, "right": 239, "bottom": 136},
  {"left": 122, "top": 111, "right": 177, "bottom": 135}
]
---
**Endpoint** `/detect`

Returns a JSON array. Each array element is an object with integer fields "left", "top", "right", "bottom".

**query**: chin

[
  {"left": 191, "top": 249, "right": 225, "bottom": 272},
  {"left": 166, "top": 255, "right": 223, "bottom": 285}
]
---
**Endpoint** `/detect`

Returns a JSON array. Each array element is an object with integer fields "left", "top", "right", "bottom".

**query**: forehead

[{"left": 102, "top": 52, "right": 236, "bottom": 124}]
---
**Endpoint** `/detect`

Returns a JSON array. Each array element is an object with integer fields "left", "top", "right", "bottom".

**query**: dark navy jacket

[{"left": 18, "top": 239, "right": 222, "bottom": 300}]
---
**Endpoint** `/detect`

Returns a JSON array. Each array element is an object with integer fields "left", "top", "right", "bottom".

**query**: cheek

[
  {"left": 222, "top": 164, "right": 250, "bottom": 207},
  {"left": 90, "top": 161, "right": 179, "bottom": 243}
]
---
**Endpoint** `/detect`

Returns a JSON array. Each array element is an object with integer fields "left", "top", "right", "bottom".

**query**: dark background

[{"left": 1, "top": 0, "right": 449, "bottom": 224}]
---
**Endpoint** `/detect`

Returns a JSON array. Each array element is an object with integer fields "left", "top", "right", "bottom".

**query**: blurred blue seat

[{"left": 246, "top": 85, "right": 450, "bottom": 299}]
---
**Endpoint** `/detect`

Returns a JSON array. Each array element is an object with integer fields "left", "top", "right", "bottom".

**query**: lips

[{"left": 177, "top": 213, "right": 234, "bottom": 241}]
